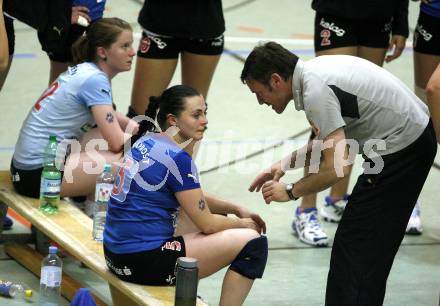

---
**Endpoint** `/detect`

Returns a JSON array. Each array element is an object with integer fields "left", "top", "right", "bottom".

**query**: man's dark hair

[{"left": 240, "top": 41, "right": 299, "bottom": 87}]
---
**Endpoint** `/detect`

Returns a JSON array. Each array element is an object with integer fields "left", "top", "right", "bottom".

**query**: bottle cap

[
  {"left": 177, "top": 257, "right": 197, "bottom": 268},
  {"left": 103, "top": 163, "right": 112, "bottom": 172},
  {"left": 49, "top": 135, "right": 57, "bottom": 142},
  {"left": 49, "top": 246, "right": 58, "bottom": 254},
  {"left": 25, "top": 290, "right": 33, "bottom": 298}
]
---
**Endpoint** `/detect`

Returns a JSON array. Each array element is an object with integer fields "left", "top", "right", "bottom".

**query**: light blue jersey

[
  {"left": 104, "top": 133, "right": 200, "bottom": 254},
  {"left": 13, "top": 62, "right": 112, "bottom": 169}
]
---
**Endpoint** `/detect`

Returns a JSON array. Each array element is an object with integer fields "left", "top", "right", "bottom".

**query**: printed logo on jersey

[
  {"left": 319, "top": 18, "right": 345, "bottom": 37},
  {"left": 139, "top": 35, "right": 151, "bottom": 53},
  {"left": 131, "top": 139, "right": 184, "bottom": 192}
]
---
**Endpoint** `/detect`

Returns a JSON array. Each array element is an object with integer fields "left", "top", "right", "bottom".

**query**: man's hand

[
  {"left": 385, "top": 35, "right": 406, "bottom": 63},
  {"left": 236, "top": 207, "right": 266, "bottom": 234},
  {"left": 261, "top": 180, "right": 290, "bottom": 204},
  {"left": 71, "top": 6, "right": 91, "bottom": 26},
  {"left": 249, "top": 162, "right": 285, "bottom": 192}
]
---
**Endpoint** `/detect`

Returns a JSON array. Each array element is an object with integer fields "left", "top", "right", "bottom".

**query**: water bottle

[
  {"left": 174, "top": 257, "right": 199, "bottom": 306},
  {"left": 93, "top": 164, "right": 114, "bottom": 241},
  {"left": 39, "top": 246, "right": 62, "bottom": 306},
  {"left": 0, "top": 280, "right": 32, "bottom": 299},
  {"left": 40, "top": 135, "right": 61, "bottom": 215}
]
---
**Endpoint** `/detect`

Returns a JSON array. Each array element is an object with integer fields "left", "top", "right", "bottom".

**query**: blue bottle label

[
  {"left": 0, "top": 280, "right": 13, "bottom": 297},
  {"left": 41, "top": 178, "right": 61, "bottom": 198}
]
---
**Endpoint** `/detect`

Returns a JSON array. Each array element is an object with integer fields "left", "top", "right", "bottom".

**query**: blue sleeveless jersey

[
  {"left": 104, "top": 133, "right": 201, "bottom": 254},
  {"left": 13, "top": 62, "right": 112, "bottom": 170},
  {"left": 421, "top": 0, "right": 440, "bottom": 18}
]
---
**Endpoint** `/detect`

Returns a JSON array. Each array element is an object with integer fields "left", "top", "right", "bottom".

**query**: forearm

[
  {"left": 280, "top": 140, "right": 321, "bottom": 172},
  {"left": 204, "top": 192, "right": 239, "bottom": 215},
  {"left": 203, "top": 213, "right": 245, "bottom": 234},
  {"left": 292, "top": 164, "right": 344, "bottom": 199}
]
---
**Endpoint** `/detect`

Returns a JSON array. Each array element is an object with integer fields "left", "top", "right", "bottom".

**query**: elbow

[
  {"left": 107, "top": 140, "right": 123, "bottom": 153},
  {"left": 200, "top": 224, "right": 216, "bottom": 235},
  {"left": 426, "top": 83, "right": 440, "bottom": 97}
]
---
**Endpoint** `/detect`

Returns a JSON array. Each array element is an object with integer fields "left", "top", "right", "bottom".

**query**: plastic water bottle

[
  {"left": 39, "top": 135, "right": 61, "bottom": 215},
  {"left": 174, "top": 257, "right": 199, "bottom": 306},
  {"left": 93, "top": 164, "right": 114, "bottom": 241},
  {"left": 0, "top": 280, "right": 32, "bottom": 299},
  {"left": 39, "top": 246, "right": 62, "bottom": 306}
]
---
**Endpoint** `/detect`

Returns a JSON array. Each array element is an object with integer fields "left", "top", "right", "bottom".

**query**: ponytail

[
  {"left": 127, "top": 96, "right": 161, "bottom": 147},
  {"left": 126, "top": 85, "right": 200, "bottom": 148},
  {"left": 71, "top": 35, "right": 91, "bottom": 65}
]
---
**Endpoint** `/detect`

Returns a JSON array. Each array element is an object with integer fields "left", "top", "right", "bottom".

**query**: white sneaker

[
  {"left": 406, "top": 202, "right": 423, "bottom": 235},
  {"left": 292, "top": 208, "right": 329, "bottom": 246},
  {"left": 320, "top": 195, "right": 348, "bottom": 223}
]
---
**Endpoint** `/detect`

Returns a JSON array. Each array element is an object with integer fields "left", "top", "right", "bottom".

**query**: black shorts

[
  {"left": 5, "top": 15, "right": 15, "bottom": 55},
  {"left": 10, "top": 161, "right": 64, "bottom": 198},
  {"left": 104, "top": 236, "right": 186, "bottom": 286},
  {"left": 137, "top": 30, "right": 224, "bottom": 59},
  {"left": 4, "top": 18, "right": 86, "bottom": 62},
  {"left": 314, "top": 13, "right": 391, "bottom": 52},
  {"left": 413, "top": 11, "right": 440, "bottom": 55}
]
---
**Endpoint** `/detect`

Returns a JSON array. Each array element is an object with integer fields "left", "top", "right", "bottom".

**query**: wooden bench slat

[{"left": 0, "top": 171, "right": 207, "bottom": 306}]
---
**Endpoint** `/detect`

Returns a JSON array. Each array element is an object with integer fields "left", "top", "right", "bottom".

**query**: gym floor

[{"left": 1, "top": 0, "right": 439, "bottom": 305}]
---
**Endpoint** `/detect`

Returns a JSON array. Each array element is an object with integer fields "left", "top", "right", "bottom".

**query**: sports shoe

[
  {"left": 3, "top": 216, "right": 13, "bottom": 230},
  {"left": 292, "top": 207, "right": 329, "bottom": 246},
  {"left": 406, "top": 202, "right": 423, "bottom": 235},
  {"left": 320, "top": 194, "right": 349, "bottom": 223}
]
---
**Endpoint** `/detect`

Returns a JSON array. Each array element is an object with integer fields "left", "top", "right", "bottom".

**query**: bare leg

[
  {"left": 219, "top": 269, "right": 253, "bottom": 306},
  {"left": 0, "top": 56, "right": 12, "bottom": 90},
  {"left": 49, "top": 60, "right": 68, "bottom": 84},
  {"left": 61, "top": 128, "right": 122, "bottom": 197},
  {"left": 181, "top": 52, "right": 221, "bottom": 100},
  {"left": 130, "top": 57, "right": 178, "bottom": 115},
  {"left": 358, "top": 46, "right": 387, "bottom": 67},
  {"left": 184, "top": 229, "right": 260, "bottom": 306},
  {"left": 413, "top": 52, "right": 440, "bottom": 103}
]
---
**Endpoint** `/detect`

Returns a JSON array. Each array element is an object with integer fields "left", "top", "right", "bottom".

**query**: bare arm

[
  {"left": 175, "top": 188, "right": 262, "bottom": 234},
  {"left": 249, "top": 135, "right": 321, "bottom": 192},
  {"left": 0, "top": 0, "right": 9, "bottom": 71},
  {"left": 426, "top": 64, "right": 440, "bottom": 144},
  {"left": 260, "top": 128, "right": 352, "bottom": 204},
  {"left": 91, "top": 105, "right": 127, "bottom": 153}
]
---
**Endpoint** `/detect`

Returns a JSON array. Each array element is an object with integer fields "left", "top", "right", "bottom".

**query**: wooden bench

[{"left": 0, "top": 171, "right": 207, "bottom": 306}]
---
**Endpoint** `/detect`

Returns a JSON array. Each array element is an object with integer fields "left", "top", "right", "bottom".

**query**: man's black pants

[{"left": 326, "top": 121, "right": 437, "bottom": 306}]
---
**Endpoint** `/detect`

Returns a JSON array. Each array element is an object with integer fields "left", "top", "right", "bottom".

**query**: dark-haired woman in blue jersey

[{"left": 104, "top": 85, "right": 268, "bottom": 306}]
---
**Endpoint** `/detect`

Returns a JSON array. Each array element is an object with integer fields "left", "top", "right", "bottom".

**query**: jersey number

[{"left": 33, "top": 82, "right": 59, "bottom": 111}]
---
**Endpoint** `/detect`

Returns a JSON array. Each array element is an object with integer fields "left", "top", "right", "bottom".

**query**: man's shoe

[
  {"left": 320, "top": 195, "right": 349, "bottom": 223},
  {"left": 292, "top": 207, "right": 329, "bottom": 246},
  {"left": 406, "top": 202, "right": 423, "bottom": 235}
]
